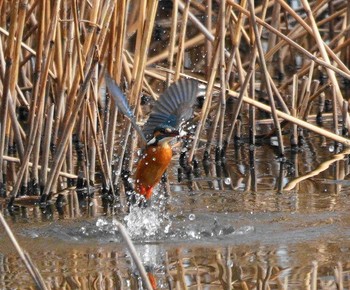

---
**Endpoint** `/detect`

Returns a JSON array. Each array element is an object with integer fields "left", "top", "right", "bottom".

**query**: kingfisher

[{"left": 105, "top": 74, "right": 198, "bottom": 204}]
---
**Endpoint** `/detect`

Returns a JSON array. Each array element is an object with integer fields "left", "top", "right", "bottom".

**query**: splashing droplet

[
  {"left": 188, "top": 213, "right": 196, "bottom": 221},
  {"left": 124, "top": 205, "right": 171, "bottom": 239}
]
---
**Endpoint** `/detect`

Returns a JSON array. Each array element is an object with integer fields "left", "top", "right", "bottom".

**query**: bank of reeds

[{"left": 1, "top": 0, "right": 350, "bottom": 204}]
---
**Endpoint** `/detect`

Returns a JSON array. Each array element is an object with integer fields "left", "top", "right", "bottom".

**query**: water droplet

[
  {"left": 96, "top": 218, "right": 107, "bottom": 227},
  {"left": 224, "top": 178, "right": 231, "bottom": 185},
  {"left": 189, "top": 213, "right": 196, "bottom": 221},
  {"left": 329, "top": 145, "right": 335, "bottom": 152},
  {"left": 164, "top": 224, "right": 171, "bottom": 234},
  {"left": 152, "top": 157, "right": 156, "bottom": 161}
]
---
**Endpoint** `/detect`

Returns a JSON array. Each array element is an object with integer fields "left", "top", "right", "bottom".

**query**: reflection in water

[{"left": 0, "top": 241, "right": 349, "bottom": 289}]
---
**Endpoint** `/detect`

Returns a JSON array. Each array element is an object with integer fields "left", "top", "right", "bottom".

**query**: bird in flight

[{"left": 105, "top": 73, "right": 199, "bottom": 205}]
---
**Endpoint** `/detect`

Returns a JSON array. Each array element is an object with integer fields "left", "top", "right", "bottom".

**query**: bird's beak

[{"left": 167, "top": 129, "right": 179, "bottom": 137}]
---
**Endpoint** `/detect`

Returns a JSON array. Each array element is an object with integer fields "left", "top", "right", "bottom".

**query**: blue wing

[
  {"left": 105, "top": 73, "right": 147, "bottom": 143},
  {"left": 142, "top": 79, "right": 199, "bottom": 140}
]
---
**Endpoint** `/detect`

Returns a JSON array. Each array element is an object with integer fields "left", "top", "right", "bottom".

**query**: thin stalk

[
  {"left": 291, "top": 75, "right": 298, "bottom": 147},
  {"left": 205, "top": 0, "right": 212, "bottom": 71},
  {"left": 248, "top": 59, "right": 256, "bottom": 146},
  {"left": 248, "top": 0, "right": 284, "bottom": 156},
  {"left": 226, "top": 50, "right": 257, "bottom": 146},
  {"left": 0, "top": 212, "right": 48, "bottom": 290},
  {"left": 188, "top": 31, "right": 221, "bottom": 162},
  {"left": 218, "top": 0, "right": 227, "bottom": 152},
  {"left": 167, "top": 0, "right": 178, "bottom": 86},
  {"left": 40, "top": 103, "right": 55, "bottom": 189},
  {"left": 174, "top": 0, "right": 190, "bottom": 81}
]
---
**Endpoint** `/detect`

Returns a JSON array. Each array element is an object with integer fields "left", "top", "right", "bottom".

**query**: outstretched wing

[
  {"left": 105, "top": 73, "right": 147, "bottom": 143},
  {"left": 143, "top": 79, "right": 199, "bottom": 140}
]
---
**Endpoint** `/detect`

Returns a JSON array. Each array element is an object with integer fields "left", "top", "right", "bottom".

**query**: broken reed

[{"left": 0, "top": 0, "right": 350, "bottom": 202}]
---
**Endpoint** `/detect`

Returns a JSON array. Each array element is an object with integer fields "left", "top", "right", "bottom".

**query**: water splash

[{"left": 124, "top": 205, "right": 171, "bottom": 239}]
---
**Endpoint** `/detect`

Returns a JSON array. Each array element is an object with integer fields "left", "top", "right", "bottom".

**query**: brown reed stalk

[
  {"left": 334, "top": 262, "right": 344, "bottom": 289},
  {"left": 9, "top": 0, "right": 27, "bottom": 98},
  {"left": 299, "top": 60, "right": 315, "bottom": 119},
  {"left": 167, "top": 0, "right": 178, "bottom": 86},
  {"left": 206, "top": 0, "right": 212, "bottom": 70},
  {"left": 248, "top": 0, "right": 285, "bottom": 155},
  {"left": 174, "top": 0, "right": 191, "bottom": 81},
  {"left": 71, "top": 0, "right": 84, "bottom": 80},
  {"left": 300, "top": 0, "right": 349, "bottom": 128},
  {"left": 204, "top": 5, "right": 231, "bottom": 157},
  {"left": 0, "top": 0, "right": 19, "bottom": 186},
  {"left": 0, "top": 212, "right": 48, "bottom": 289},
  {"left": 147, "top": 31, "right": 209, "bottom": 65},
  {"left": 332, "top": 86, "right": 339, "bottom": 136},
  {"left": 231, "top": 55, "right": 256, "bottom": 136},
  {"left": 2, "top": 155, "right": 77, "bottom": 179},
  {"left": 39, "top": 103, "right": 54, "bottom": 188},
  {"left": 178, "top": 0, "right": 216, "bottom": 43},
  {"left": 226, "top": 0, "right": 247, "bottom": 82},
  {"left": 52, "top": 20, "right": 73, "bottom": 149},
  {"left": 130, "top": 1, "right": 147, "bottom": 101},
  {"left": 217, "top": 0, "right": 227, "bottom": 154},
  {"left": 228, "top": 1, "right": 350, "bottom": 81},
  {"left": 291, "top": 75, "right": 298, "bottom": 147},
  {"left": 88, "top": 71, "right": 98, "bottom": 184},
  {"left": 342, "top": 101, "right": 348, "bottom": 135},
  {"left": 0, "top": 71, "right": 11, "bottom": 187},
  {"left": 266, "top": 1, "right": 280, "bottom": 73},
  {"left": 188, "top": 31, "right": 221, "bottom": 162},
  {"left": 27, "top": 0, "right": 44, "bottom": 140},
  {"left": 86, "top": 92, "right": 114, "bottom": 192}
]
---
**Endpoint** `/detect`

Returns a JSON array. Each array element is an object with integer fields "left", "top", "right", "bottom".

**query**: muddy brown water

[{"left": 1, "top": 135, "right": 350, "bottom": 289}]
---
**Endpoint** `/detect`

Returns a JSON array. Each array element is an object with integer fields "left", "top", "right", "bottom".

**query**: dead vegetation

[{"left": 0, "top": 0, "right": 350, "bottom": 205}]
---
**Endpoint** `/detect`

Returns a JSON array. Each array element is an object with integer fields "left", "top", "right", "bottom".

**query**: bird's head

[{"left": 147, "top": 124, "right": 179, "bottom": 146}]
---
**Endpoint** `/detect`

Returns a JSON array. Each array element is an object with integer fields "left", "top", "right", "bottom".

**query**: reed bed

[{"left": 0, "top": 0, "right": 350, "bottom": 204}]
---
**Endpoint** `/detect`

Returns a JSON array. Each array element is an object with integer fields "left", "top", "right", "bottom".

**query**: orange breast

[{"left": 134, "top": 144, "right": 173, "bottom": 199}]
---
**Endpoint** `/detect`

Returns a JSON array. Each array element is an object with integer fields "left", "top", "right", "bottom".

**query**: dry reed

[{"left": 0, "top": 0, "right": 348, "bottom": 206}]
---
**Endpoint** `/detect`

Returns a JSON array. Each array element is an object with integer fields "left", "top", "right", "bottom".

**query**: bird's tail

[{"left": 105, "top": 73, "right": 147, "bottom": 144}]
